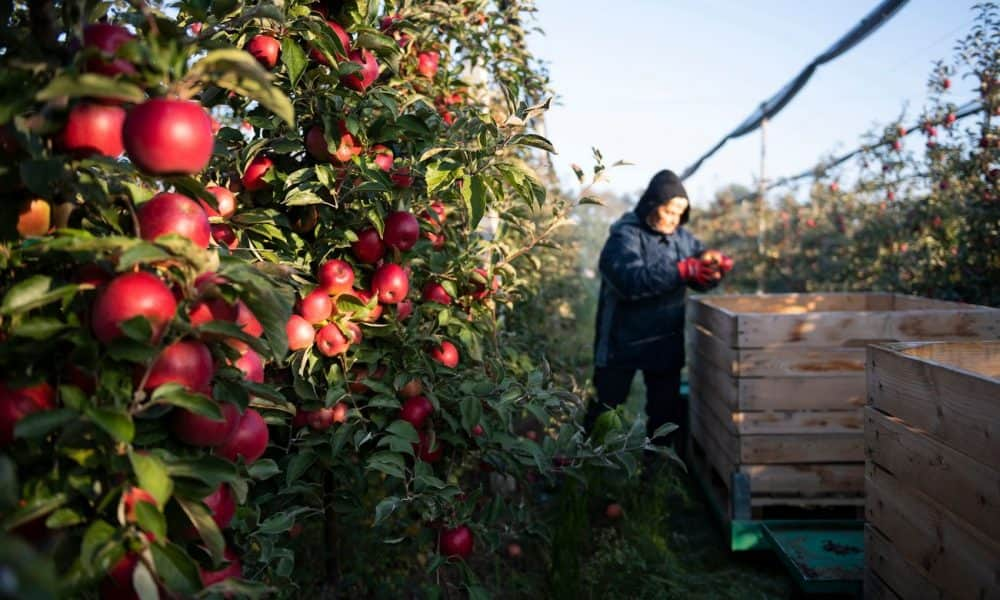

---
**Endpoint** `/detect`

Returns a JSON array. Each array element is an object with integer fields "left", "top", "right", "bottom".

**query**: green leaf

[
  {"left": 425, "top": 161, "right": 462, "bottom": 195},
  {"left": 460, "top": 397, "right": 482, "bottom": 434},
  {"left": 651, "top": 423, "right": 678, "bottom": 440},
  {"left": 176, "top": 497, "right": 225, "bottom": 566},
  {"left": 462, "top": 175, "right": 487, "bottom": 229},
  {"left": 10, "top": 316, "right": 69, "bottom": 339},
  {"left": 283, "top": 190, "right": 325, "bottom": 206},
  {"left": 190, "top": 49, "right": 294, "bottom": 126},
  {"left": 14, "top": 408, "right": 76, "bottom": 440},
  {"left": 258, "top": 511, "right": 295, "bottom": 535},
  {"left": 579, "top": 196, "right": 606, "bottom": 207},
  {"left": 285, "top": 451, "right": 316, "bottom": 486},
  {"left": 151, "top": 542, "right": 201, "bottom": 596},
  {"left": 19, "top": 159, "right": 68, "bottom": 198},
  {"left": 133, "top": 501, "right": 167, "bottom": 541},
  {"left": 385, "top": 420, "right": 419, "bottom": 443},
  {"left": 151, "top": 385, "right": 220, "bottom": 419},
  {"left": 366, "top": 451, "right": 406, "bottom": 479},
  {"left": 373, "top": 496, "right": 400, "bottom": 525},
  {"left": 78, "top": 519, "right": 119, "bottom": 576},
  {"left": 87, "top": 407, "right": 134, "bottom": 443},
  {"left": 1, "top": 276, "right": 50, "bottom": 315},
  {"left": 133, "top": 562, "right": 160, "bottom": 600},
  {"left": 247, "top": 459, "right": 281, "bottom": 480},
  {"left": 509, "top": 133, "right": 556, "bottom": 154},
  {"left": 167, "top": 456, "right": 237, "bottom": 488},
  {"left": 117, "top": 243, "right": 170, "bottom": 270},
  {"left": 281, "top": 38, "right": 307, "bottom": 86},
  {"left": 129, "top": 451, "right": 173, "bottom": 507},
  {"left": 36, "top": 74, "right": 146, "bottom": 104}
]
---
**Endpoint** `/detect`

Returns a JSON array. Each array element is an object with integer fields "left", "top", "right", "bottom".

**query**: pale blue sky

[{"left": 528, "top": 0, "right": 980, "bottom": 205}]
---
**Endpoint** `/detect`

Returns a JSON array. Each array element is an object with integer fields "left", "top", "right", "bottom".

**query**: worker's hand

[
  {"left": 677, "top": 257, "right": 721, "bottom": 288},
  {"left": 701, "top": 249, "right": 734, "bottom": 274}
]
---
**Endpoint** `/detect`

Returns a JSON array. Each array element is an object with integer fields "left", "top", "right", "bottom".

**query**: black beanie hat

[{"left": 634, "top": 169, "right": 690, "bottom": 225}]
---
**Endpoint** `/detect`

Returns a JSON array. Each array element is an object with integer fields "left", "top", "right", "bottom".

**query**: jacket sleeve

[{"left": 598, "top": 226, "right": 684, "bottom": 301}]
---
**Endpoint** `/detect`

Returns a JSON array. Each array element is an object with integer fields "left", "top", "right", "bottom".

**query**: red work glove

[
  {"left": 677, "top": 257, "right": 721, "bottom": 288},
  {"left": 701, "top": 249, "right": 735, "bottom": 274}
]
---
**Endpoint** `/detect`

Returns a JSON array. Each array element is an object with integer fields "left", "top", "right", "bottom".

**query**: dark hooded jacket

[{"left": 593, "top": 172, "right": 704, "bottom": 371}]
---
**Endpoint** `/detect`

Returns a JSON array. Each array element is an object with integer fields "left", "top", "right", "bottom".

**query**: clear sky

[{"left": 527, "top": 0, "right": 981, "bottom": 206}]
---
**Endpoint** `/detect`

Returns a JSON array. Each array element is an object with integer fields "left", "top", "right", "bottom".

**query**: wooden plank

[
  {"left": 735, "top": 408, "right": 862, "bottom": 435},
  {"left": 865, "top": 407, "right": 1000, "bottom": 542},
  {"left": 891, "top": 293, "right": 972, "bottom": 311},
  {"left": 865, "top": 465, "right": 1000, "bottom": 599},
  {"left": 700, "top": 292, "right": 873, "bottom": 314},
  {"left": 689, "top": 388, "right": 739, "bottom": 464},
  {"left": 736, "top": 346, "right": 866, "bottom": 377},
  {"left": 741, "top": 463, "right": 864, "bottom": 496},
  {"left": 690, "top": 352, "right": 739, "bottom": 412},
  {"left": 865, "top": 524, "right": 941, "bottom": 600},
  {"left": 688, "top": 295, "right": 736, "bottom": 347},
  {"left": 739, "top": 376, "right": 866, "bottom": 410},
  {"left": 740, "top": 434, "right": 863, "bottom": 463},
  {"left": 865, "top": 293, "right": 895, "bottom": 311},
  {"left": 691, "top": 325, "right": 735, "bottom": 376},
  {"left": 688, "top": 399, "right": 737, "bottom": 489},
  {"left": 689, "top": 373, "right": 737, "bottom": 435},
  {"left": 739, "top": 307, "right": 1000, "bottom": 348},
  {"left": 896, "top": 339, "right": 1000, "bottom": 379},
  {"left": 751, "top": 495, "right": 863, "bottom": 507},
  {"left": 867, "top": 344, "right": 1000, "bottom": 467}
]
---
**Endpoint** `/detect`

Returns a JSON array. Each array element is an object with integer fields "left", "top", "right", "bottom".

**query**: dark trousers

[{"left": 585, "top": 366, "right": 686, "bottom": 449}]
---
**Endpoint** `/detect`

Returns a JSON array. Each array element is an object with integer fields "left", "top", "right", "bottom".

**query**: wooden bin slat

[
  {"left": 740, "top": 463, "right": 864, "bottom": 496},
  {"left": 741, "top": 434, "right": 864, "bottom": 463},
  {"left": 693, "top": 326, "right": 866, "bottom": 377},
  {"left": 867, "top": 343, "right": 1000, "bottom": 468},
  {"left": 865, "top": 464, "right": 1000, "bottom": 599},
  {"left": 865, "top": 406, "right": 1000, "bottom": 542},
  {"left": 739, "top": 376, "right": 865, "bottom": 411},
  {"left": 865, "top": 525, "right": 941, "bottom": 600}
]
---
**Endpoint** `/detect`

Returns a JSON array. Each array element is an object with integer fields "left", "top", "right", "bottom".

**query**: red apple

[
  {"left": 390, "top": 167, "right": 414, "bottom": 188},
  {"left": 414, "top": 429, "right": 443, "bottom": 463},
  {"left": 605, "top": 503, "right": 623, "bottom": 520},
  {"left": 345, "top": 321, "right": 362, "bottom": 345},
  {"left": 199, "top": 547, "right": 242, "bottom": 587},
  {"left": 352, "top": 289, "right": 383, "bottom": 322},
  {"left": 470, "top": 268, "right": 499, "bottom": 300},
  {"left": 122, "top": 487, "right": 157, "bottom": 523},
  {"left": 429, "top": 340, "right": 459, "bottom": 368},
  {"left": 298, "top": 289, "right": 333, "bottom": 324},
  {"left": 440, "top": 525, "right": 473, "bottom": 558},
  {"left": 91, "top": 272, "right": 177, "bottom": 344},
  {"left": 15, "top": 199, "right": 51, "bottom": 238},
  {"left": 506, "top": 542, "right": 522, "bottom": 558},
  {"left": 306, "top": 402, "right": 348, "bottom": 431},
  {"left": 383, "top": 211, "right": 420, "bottom": 251},
  {"left": 400, "top": 395, "right": 433, "bottom": 429},
  {"left": 315, "top": 323, "right": 350, "bottom": 356},
  {"left": 417, "top": 51, "right": 439, "bottom": 79},
  {"left": 421, "top": 281, "right": 452, "bottom": 305},
  {"left": 217, "top": 408, "right": 268, "bottom": 464},
  {"left": 144, "top": 340, "right": 214, "bottom": 394},
  {"left": 137, "top": 192, "right": 211, "bottom": 248},
  {"left": 246, "top": 34, "right": 280, "bottom": 69},
  {"left": 286, "top": 314, "right": 315, "bottom": 351},
  {"left": 305, "top": 125, "right": 332, "bottom": 161},
  {"left": 0, "top": 382, "right": 55, "bottom": 446},
  {"left": 211, "top": 223, "right": 238, "bottom": 249},
  {"left": 311, "top": 20, "right": 350, "bottom": 64},
  {"left": 100, "top": 552, "right": 141, "bottom": 600},
  {"left": 395, "top": 299, "right": 413, "bottom": 321},
  {"left": 202, "top": 484, "right": 236, "bottom": 530},
  {"left": 123, "top": 99, "right": 214, "bottom": 175},
  {"left": 472, "top": 424, "right": 484, "bottom": 437},
  {"left": 172, "top": 401, "right": 240, "bottom": 447},
  {"left": 371, "top": 263, "right": 408, "bottom": 304},
  {"left": 201, "top": 186, "right": 237, "bottom": 218},
  {"left": 189, "top": 297, "right": 237, "bottom": 327},
  {"left": 242, "top": 155, "right": 273, "bottom": 191},
  {"left": 340, "top": 49, "right": 379, "bottom": 92},
  {"left": 422, "top": 201, "right": 447, "bottom": 227},
  {"left": 371, "top": 144, "right": 394, "bottom": 172},
  {"left": 317, "top": 259, "right": 355, "bottom": 295},
  {"left": 59, "top": 103, "right": 126, "bottom": 158},
  {"left": 352, "top": 228, "right": 385, "bottom": 264},
  {"left": 234, "top": 349, "right": 264, "bottom": 384},
  {"left": 83, "top": 23, "right": 137, "bottom": 76}
]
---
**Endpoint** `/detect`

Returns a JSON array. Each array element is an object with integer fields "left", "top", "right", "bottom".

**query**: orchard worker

[{"left": 586, "top": 169, "right": 732, "bottom": 453}]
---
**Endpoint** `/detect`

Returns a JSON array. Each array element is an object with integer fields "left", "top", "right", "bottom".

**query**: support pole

[{"left": 756, "top": 117, "right": 768, "bottom": 294}]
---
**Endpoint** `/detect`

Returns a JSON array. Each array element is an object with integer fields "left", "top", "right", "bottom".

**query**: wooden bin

[
  {"left": 686, "top": 292, "right": 999, "bottom": 520},
  {"left": 865, "top": 341, "right": 1000, "bottom": 600}
]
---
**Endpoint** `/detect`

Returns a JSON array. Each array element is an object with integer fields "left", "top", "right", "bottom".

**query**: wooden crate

[
  {"left": 687, "top": 292, "right": 999, "bottom": 518},
  {"left": 865, "top": 341, "right": 1000, "bottom": 600}
]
